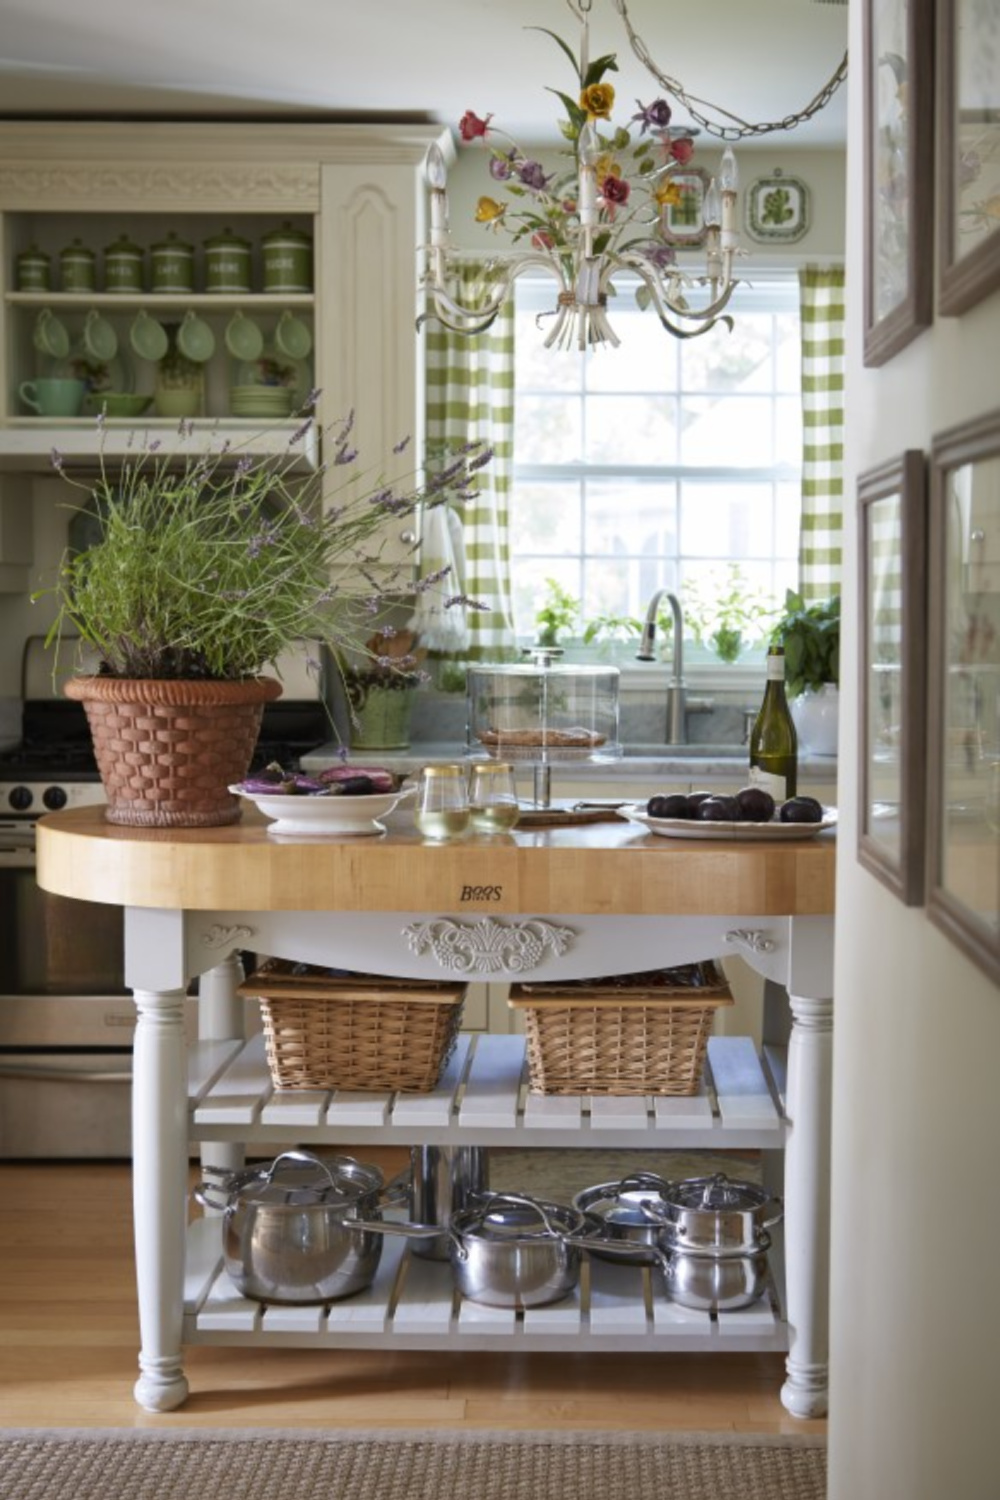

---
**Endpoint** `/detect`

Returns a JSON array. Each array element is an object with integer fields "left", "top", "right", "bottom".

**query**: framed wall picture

[
  {"left": 862, "top": 0, "right": 934, "bottom": 366},
  {"left": 927, "top": 410, "right": 1000, "bottom": 984},
  {"left": 659, "top": 168, "right": 709, "bottom": 247},
  {"left": 937, "top": 0, "right": 1000, "bottom": 315},
  {"left": 857, "top": 451, "right": 928, "bottom": 903},
  {"left": 745, "top": 171, "right": 810, "bottom": 243}
]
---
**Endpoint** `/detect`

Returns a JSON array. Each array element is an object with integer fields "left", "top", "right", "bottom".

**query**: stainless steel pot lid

[
  {"left": 211, "top": 1151, "right": 384, "bottom": 1210},
  {"left": 573, "top": 1173, "right": 672, "bottom": 1228},
  {"left": 452, "top": 1193, "right": 588, "bottom": 1242},
  {"left": 665, "top": 1173, "right": 770, "bottom": 1213}
]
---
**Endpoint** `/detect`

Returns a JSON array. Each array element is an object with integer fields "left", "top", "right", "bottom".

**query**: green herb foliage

[
  {"left": 770, "top": 590, "right": 840, "bottom": 696},
  {"left": 37, "top": 412, "right": 489, "bottom": 681}
]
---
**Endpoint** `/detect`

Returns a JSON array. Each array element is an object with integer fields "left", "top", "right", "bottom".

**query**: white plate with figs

[{"left": 622, "top": 803, "right": 837, "bottom": 841}]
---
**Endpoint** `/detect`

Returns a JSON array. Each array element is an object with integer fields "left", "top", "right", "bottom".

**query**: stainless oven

[{"left": 0, "top": 636, "right": 328, "bottom": 1158}]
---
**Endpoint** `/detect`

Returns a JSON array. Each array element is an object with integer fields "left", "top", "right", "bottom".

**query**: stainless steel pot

[
  {"left": 446, "top": 1192, "right": 597, "bottom": 1309},
  {"left": 643, "top": 1173, "right": 782, "bottom": 1253},
  {"left": 572, "top": 1172, "right": 672, "bottom": 1260},
  {"left": 657, "top": 1234, "right": 773, "bottom": 1312},
  {"left": 193, "top": 1150, "right": 438, "bottom": 1304},
  {"left": 408, "top": 1145, "right": 489, "bottom": 1261}
]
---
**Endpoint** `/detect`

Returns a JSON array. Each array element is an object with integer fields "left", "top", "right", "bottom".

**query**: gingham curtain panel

[
  {"left": 799, "top": 265, "right": 845, "bottom": 600},
  {"left": 423, "top": 260, "right": 518, "bottom": 660}
]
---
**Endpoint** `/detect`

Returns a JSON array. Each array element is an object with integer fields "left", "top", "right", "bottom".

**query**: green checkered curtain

[
  {"left": 799, "top": 266, "right": 845, "bottom": 598},
  {"left": 422, "top": 261, "right": 518, "bottom": 660}
]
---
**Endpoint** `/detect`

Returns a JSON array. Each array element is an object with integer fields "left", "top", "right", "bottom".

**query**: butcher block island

[{"left": 36, "top": 804, "right": 835, "bottom": 1421}]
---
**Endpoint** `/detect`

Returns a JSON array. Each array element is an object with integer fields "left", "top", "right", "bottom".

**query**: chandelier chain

[{"left": 602, "top": 0, "right": 848, "bottom": 142}]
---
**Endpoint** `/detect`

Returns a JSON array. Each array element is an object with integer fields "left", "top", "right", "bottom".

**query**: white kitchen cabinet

[{"left": 0, "top": 121, "right": 447, "bottom": 565}]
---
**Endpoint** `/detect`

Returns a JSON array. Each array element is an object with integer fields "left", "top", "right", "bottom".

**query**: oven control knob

[
  {"left": 9, "top": 785, "right": 33, "bottom": 812},
  {"left": 42, "top": 786, "right": 68, "bottom": 811}
]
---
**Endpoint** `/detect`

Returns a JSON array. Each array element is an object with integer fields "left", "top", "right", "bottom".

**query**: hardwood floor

[{"left": 0, "top": 1159, "right": 826, "bottom": 1436}]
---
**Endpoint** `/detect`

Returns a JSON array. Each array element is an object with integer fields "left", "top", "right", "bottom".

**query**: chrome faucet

[{"left": 636, "top": 589, "right": 687, "bottom": 744}]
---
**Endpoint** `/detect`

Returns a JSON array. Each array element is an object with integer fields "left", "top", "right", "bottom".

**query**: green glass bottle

[{"left": 749, "top": 645, "right": 798, "bottom": 801}]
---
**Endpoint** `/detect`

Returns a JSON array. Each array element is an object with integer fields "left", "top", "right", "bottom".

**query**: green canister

[
  {"left": 204, "top": 227, "right": 252, "bottom": 293},
  {"left": 150, "top": 231, "right": 194, "bottom": 294},
  {"left": 59, "top": 238, "right": 96, "bottom": 292},
  {"left": 16, "top": 244, "right": 51, "bottom": 291},
  {"left": 261, "top": 221, "right": 313, "bottom": 293},
  {"left": 104, "top": 232, "right": 145, "bottom": 293}
]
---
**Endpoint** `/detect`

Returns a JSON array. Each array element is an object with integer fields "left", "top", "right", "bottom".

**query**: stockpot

[
  {"left": 407, "top": 1144, "right": 489, "bottom": 1261},
  {"left": 193, "top": 1150, "right": 438, "bottom": 1304},
  {"left": 446, "top": 1192, "right": 603, "bottom": 1309},
  {"left": 571, "top": 1172, "right": 673, "bottom": 1260},
  {"left": 643, "top": 1173, "right": 783, "bottom": 1253}
]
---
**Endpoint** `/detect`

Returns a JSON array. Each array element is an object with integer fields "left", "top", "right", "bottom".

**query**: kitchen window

[{"left": 510, "top": 273, "right": 803, "bottom": 652}]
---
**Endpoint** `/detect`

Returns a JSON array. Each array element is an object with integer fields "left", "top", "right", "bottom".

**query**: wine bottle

[{"left": 749, "top": 645, "right": 798, "bottom": 801}]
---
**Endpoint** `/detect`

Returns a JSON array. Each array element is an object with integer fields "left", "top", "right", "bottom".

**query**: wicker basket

[
  {"left": 508, "top": 961, "right": 733, "bottom": 1097},
  {"left": 239, "top": 960, "right": 466, "bottom": 1093}
]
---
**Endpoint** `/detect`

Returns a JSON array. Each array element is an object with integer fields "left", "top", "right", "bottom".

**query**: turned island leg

[
  {"left": 780, "top": 990, "right": 833, "bottom": 1419},
  {"left": 131, "top": 984, "right": 190, "bottom": 1412}
]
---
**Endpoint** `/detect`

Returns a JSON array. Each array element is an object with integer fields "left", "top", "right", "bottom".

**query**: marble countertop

[{"left": 300, "top": 741, "right": 838, "bottom": 784}]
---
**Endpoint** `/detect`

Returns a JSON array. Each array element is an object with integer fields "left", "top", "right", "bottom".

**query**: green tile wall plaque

[{"left": 746, "top": 170, "right": 811, "bottom": 243}]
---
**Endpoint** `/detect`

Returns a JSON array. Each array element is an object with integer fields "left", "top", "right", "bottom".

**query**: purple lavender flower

[
  {"left": 334, "top": 445, "right": 358, "bottom": 465},
  {"left": 632, "top": 99, "right": 673, "bottom": 133},
  {"left": 50, "top": 448, "right": 64, "bottom": 472},
  {"left": 393, "top": 435, "right": 412, "bottom": 454}
]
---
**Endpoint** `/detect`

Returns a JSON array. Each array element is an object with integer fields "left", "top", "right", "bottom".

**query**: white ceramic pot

[{"left": 791, "top": 683, "right": 839, "bottom": 757}]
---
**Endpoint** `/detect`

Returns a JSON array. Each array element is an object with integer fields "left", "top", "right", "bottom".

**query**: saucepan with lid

[
  {"left": 446, "top": 1191, "right": 604, "bottom": 1309},
  {"left": 193, "top": 1149, "right": 439, "bottom": 1304},
  {"left": 640, "top": 1172, "right": 783, "bottom": 1254},
  {"left": 571, "top": 1172, "right": 673, "bottom": 1260}
]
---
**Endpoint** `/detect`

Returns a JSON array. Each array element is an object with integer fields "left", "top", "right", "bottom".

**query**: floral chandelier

[{"left": 419, "top": 0, "right": 847, "bottom": 351}]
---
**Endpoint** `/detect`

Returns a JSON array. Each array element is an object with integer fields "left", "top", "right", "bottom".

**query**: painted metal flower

[
  {"left": 632, "top": 99, "right": 672, "bottom": 133},
  {"left": 580, "top": 81, "right": 615, "bottom": 120},
  {"left": 459, "top": 110, "right": 492, "bottom": 142}
]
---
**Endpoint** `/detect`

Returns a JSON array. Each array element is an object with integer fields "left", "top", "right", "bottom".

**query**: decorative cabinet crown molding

[{"left": 0, "top": 162, "right": 320, "bottom": 212}]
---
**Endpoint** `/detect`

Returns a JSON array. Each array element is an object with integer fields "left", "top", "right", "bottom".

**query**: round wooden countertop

[{"left": 36, "top": 804, "right": 837, "bottom": 917}]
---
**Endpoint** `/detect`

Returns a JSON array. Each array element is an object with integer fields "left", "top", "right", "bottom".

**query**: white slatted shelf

[
  {"left": 190, "top": 1033, "right": 788, "bottom": 1149},
  {"left": 183, "top": 1227, "right": 788, "bottom": 1353}
]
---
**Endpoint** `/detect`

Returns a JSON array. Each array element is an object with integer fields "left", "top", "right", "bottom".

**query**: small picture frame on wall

[
  {"left": 937, "top": 0, "right": 1000, "bottom": 315},
  {"left": 745, "top": 170, "right": 810, "bottom": 243},
  {"left": 862, "top": 0, "right": 934, "bottom": 366},
  {"left": 927, "top": 410, "right": 1000, "bottom": 984},
  {"left": 857, "top": 451, "right": 928, "bottom": 904},
  {"left": 659, "top": 168, "right": 709, "bottom": 247}
]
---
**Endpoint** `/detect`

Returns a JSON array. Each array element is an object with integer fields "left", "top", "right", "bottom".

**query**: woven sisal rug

[{"left": 0, "top": 1427, "right": 826, "bottom": 1500}]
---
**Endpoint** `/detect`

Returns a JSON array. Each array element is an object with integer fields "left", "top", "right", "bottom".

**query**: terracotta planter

[{"left": 65, "top": 675, "right": 283, "bottom": 828}]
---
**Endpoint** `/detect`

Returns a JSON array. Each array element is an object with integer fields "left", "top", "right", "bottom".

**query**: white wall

[{"left": 829, "top": 5, "right": 1000, "bottom": 1498}]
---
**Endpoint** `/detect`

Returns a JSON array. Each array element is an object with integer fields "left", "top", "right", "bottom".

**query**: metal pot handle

[
  {"left": 380, "top": 1168, "right": 412, "bottom": 1208},
  {"left": 192, "top": 1180, "right": 232, "bottom": 1213},
  {"left": 763, "top": 1197, "right": 785, "bottom": 1231},
  {"left": 615, "top": 1172, "right": 672, "bottom": 1198},
  {"left": 564, "top": 1233, "right": 671, "bottom": 1276},
  {"left": 345, "top": 1218, "right": 445, "bottom": 1241},
  {"left": 261, "top": 1149, "right": 342, "bottom": 1191},
  {"left": 638, "top": 1197, "right": 671, "bottom": 1225}
]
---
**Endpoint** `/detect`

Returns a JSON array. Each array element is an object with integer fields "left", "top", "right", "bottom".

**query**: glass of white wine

[
  {"left": 414, "top": 764, "right": 471, "bottom": 840},
  {"left": 468, "top": 762, "right": 520, "bottom": 834}
]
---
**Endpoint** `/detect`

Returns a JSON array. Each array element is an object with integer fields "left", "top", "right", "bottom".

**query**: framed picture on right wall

[
  {"left": 927, "top": 410, "right": 1000, "bottom": 984},
  {"left": 937, "top": 0, "right": 1000, "bottom": 315}
]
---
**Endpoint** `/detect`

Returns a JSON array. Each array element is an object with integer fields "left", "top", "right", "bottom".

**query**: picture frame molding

[
  {"left": 857, "top": 450, "right": 928, "bottom": 904},
  {"left": 660, "top": 166, "right": 710, "bottom": 248},
  {"left": 926, "top": 409, "right": 1000, "bottom": 985},
  {"left": 937, "top": 0, "right": 1000, "bottom": 316},
  {"left": 862, "top": 0, "right": 935, "bottom": 366}
]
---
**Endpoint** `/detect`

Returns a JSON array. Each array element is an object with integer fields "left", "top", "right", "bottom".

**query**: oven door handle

[{"left": 0, "top": 1062, "right": 133, "bottom": 1084}]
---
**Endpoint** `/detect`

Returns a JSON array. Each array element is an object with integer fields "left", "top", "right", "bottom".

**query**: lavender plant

[{"left": 37, "top": 407, "right": 490, "bottom": 682}]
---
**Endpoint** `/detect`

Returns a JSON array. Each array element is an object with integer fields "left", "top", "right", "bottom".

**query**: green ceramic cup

[{"left": 20, "top": 378, "right": 87, "bottom": 417}]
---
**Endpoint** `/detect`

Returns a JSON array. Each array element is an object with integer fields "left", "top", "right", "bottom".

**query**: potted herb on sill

[
  {"left": 770, "top": 590, "right": 841, "bottom": 755},
  {"left": 38, "top": 409, "right": 488, "bottom": 827}
]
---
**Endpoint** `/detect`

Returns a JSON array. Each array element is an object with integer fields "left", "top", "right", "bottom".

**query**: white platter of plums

[
  {"left": 231, "top": 763, "right": 414, "bottom": 836},
  {"left": 623, "top": 787, "right": 836, "bottom": 841}
]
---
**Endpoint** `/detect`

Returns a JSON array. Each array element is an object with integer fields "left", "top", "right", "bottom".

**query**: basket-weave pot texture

[{"left": 64, "top": 674, "right": 282, "bottom": 828}]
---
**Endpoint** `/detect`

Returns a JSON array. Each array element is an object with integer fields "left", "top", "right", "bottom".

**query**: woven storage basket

[
  {"left": 64, "top": 674, "right": 282, "bottom": 828},
  {"left": 508, "top": 961, "right": 733, "bottom": 1097},
  {"left": 239, "top": 960, "right": 466, "bottom": 1093}
]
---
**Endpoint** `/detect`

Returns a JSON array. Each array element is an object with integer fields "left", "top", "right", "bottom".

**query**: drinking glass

[
  {"left": 468, "top": 762, "right": 520, "bottom": 833},
  {"left": 413, "top": 764, "right": 470, "bottom": 840}
]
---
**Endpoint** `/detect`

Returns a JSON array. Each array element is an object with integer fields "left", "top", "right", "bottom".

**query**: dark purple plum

[
  {"left": 696, "top": 794, "right": 741, "bottom": 821},
  {"left": 647, "top": 793, "right": 692, "bottom": 819},
  {"left": 778, "top": 795, "right": 824, "bottom": 824},
  {"left": 686, "top": 790, "right": 714, "bottom": 815},
  {"left": 735, "top": 786, "right": 776, "bottom": 823}
]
